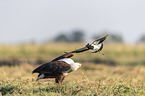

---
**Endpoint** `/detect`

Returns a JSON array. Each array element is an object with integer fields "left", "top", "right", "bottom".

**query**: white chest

[{"left": 58, "top": 58, "right": 81, "bottom": 76}]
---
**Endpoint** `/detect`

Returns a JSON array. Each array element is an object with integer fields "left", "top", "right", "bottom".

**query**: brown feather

[
  {"left": 32, "top": 61, "right": 71, "bottom": 74},
  {"left": 32, "top": 53, "right": 73, "bottom": 74}
]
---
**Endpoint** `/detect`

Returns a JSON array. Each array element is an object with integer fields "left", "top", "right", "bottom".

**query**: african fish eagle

[
  {"left": 32, "top": 35, "right": 108, "bottom": 84},
  {"left": 32, "top": 53, "right": 81, "bottom": 83}
]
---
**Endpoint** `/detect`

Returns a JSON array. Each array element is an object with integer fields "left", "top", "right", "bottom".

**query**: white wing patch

[
  {"left": 91, "top": 43, "right": 102, "bottom": 52},
  {"left": 58, "top": 58, "right": 75, "bottom": 65}
]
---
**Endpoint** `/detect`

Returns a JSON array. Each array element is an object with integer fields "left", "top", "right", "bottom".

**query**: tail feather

[{"left": 36, "top": 74, "right": 45, "bottom": 81}]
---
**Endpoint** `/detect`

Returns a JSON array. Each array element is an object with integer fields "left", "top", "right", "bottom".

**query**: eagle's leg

[
  {"left": 61, "top": 76, "right": 65, "bottom": 83},
  {"left": 55, "top": 74, "right": 65, "bottom": 84}
]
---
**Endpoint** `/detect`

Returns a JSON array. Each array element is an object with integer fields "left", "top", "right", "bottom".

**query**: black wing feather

[
  {"left": 32, "top": 63, "right": 48, "bottom": 73},
  {"left": 32, "top": 61, "right": 71, "bottom": 74}
]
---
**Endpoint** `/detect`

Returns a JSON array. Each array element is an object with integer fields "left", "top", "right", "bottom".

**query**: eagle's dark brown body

[{"left": 32, "top": 53, "right": 74, "bottom": 84}]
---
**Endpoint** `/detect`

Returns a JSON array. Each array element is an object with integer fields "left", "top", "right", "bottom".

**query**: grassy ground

[
  {"left": 0, "top": 64, "right": 145, "bottom": 96},
  {"left": 0, "top": 43, "right": 145, "bottom": 95}
]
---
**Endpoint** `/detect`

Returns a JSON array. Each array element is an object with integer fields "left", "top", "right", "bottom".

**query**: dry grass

[
  {"left": 0, "top": 64, "right": 145, "bottom": 96},
  {"left": 0, "top": 43, "right": 145, "bottom": 95}
]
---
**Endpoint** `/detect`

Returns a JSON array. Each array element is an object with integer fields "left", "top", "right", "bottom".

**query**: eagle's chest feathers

[{"left": 58, "top": 58, "right": 81, "bottom": 76}]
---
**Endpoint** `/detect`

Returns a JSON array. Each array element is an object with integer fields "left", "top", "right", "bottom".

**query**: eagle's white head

[{"left": 71, "top": 62, "right": 82, "bottom": 71}]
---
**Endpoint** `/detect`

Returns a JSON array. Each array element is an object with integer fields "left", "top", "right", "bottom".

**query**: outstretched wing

[
  {"left": 68, "top": 35, "right": 108, "bottom": 54},
  {"left": 52, "top": 53, "right": 74, "bottom": 62},
  {"left": 92, "top": 35, "right": 108, "bottom": 44},
  {"left": 32, "top": 61, "right": 71, "bottom": 74}
]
